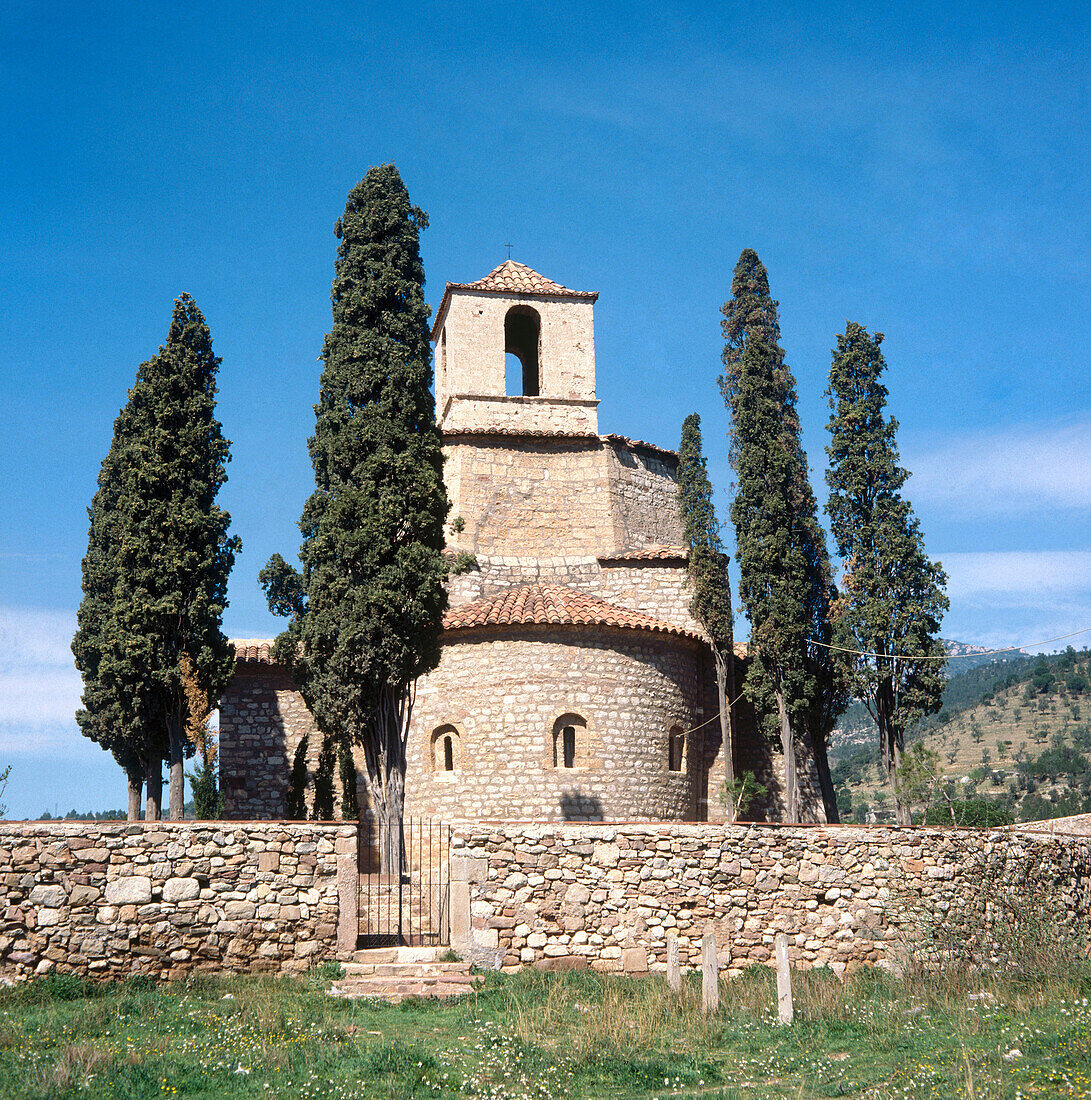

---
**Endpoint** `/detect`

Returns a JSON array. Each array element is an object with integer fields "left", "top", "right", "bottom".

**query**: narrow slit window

[
  {"left": 431, "top": 724, "right": 460, "bottom": 773},
  {"left": 668, "top": 726, "right": 685, "bottom": 772},
  {"left": 551, "top": 713, "right": 587, "bottom": 769},
  {"left": 562, "top": 726, "right": 576, "bottom": 769}
]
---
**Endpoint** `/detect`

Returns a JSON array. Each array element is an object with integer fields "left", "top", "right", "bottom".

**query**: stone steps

[
  {"left": 328, "top": 947, "right": 483, "bottom": 1003},
  {"left": 341, "top": 960, "right": 471, "bottom": 977}
]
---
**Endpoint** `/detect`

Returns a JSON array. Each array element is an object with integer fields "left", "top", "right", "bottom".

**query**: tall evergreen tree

[
  {"left": 677, "top": 414, "right": 737, "bottom": 808},
  {"left": 721, "top": 250, "right": 844, "bottom": 822},
  {"left": 73, "top": 295, "right": 240, "bottom": 821},
  {"left": 261, "top": 164, "right": 448, "bottom": 867},
  {"left": 73, "top": 401, "right": 161, "bottom": 818},
  {"left": 825, "top": 322, "right": 948, "bottom": 825}
]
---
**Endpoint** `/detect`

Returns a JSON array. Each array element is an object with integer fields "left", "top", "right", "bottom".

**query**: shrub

[{"left": 923, "top": 799, "right": 1014, "bottom": 827}]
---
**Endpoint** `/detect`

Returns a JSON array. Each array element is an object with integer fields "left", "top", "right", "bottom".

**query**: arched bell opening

[{"left": 504, "top": 306, "right": 541, "bottom": 396}]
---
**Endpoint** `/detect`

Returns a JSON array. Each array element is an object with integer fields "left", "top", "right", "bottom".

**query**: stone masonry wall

[
  {"left": 604, "top": 440, "right": 685, "bottom": 551},
  {"left": 436, "top": 290, "right": 597, "bottom": 430},
  {"left": 406, "top": 628, "right": 716, "bottom": 823},
  {"left": 597, "top": 561, "right": 694, "bottom": 630},
  {"left": 217, "top": 636, "right": 818, "bottom": 826},
  {"left": 450, "top": 822, "right": 1091, "bottom": 975},
  {"left": 442, "top": 395, "right": 598, "bottom": 435},
  {"left": 444, "top": 435, "right": 684, "bottom": 563},
  {"left": 220, "top": 666, "right": 318, "bottom": 820},
  {"left": 448, "top": 558, "right": 694, "bottom": 635},
  {"left": 444, "top": 436, "right": 616, "bottom": 560},
  {"left": 446, "top": 557, "right": 605, "bottom": 607},
  {"left": 0, "top": 822, "right": 357, "bottom": 981}
]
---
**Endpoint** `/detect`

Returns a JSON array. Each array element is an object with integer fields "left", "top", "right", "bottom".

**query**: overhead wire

[
  {"left": 674, "top": 627, "right": 1091, "bottom": 738},
  {"left": 677, "top": 686, "right": 751, "bottom": 738},
  {"left": 807, "top": 626, "right": 1091, "bottom": 662}
]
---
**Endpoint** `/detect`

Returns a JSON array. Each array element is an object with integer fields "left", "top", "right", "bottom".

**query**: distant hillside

[
  {"left": 943, "top": 639, "right": 1029, "bottom": 673},
  {"left": 828, "top": 646, "right": 1091, "bottom": 824},
  {"left": 829, "top": 641, "right": 1030, "bottom": 758}
]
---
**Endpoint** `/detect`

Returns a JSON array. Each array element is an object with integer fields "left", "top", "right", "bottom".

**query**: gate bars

[{"left": 358, "top": 818, "right": 451, "bottom": 947}]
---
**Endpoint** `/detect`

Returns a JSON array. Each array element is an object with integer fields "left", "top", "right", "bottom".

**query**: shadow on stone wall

[
  {"left": 221, "top": 668, "right": 296, "bottom": 819},
  {"left": 560, "top": 790, "right": 604, "bottom": 821}
]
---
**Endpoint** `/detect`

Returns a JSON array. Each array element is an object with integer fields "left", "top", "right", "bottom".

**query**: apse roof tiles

[{"left": 442, "top": 583, "right": 703, "bottom": 641}]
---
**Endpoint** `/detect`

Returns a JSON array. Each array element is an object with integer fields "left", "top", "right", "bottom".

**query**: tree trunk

[
  {"left": 774, "top": 684, "right": 798, "bottom": 822},
  {"left": 876, "top": 671, "right": 910, "bottom": 825},
  {"left": 811, "top": 730, "right": 839, "bottom": 824},
  {"left": 365, "top": 682, "right": 410, "bottom": 878},
  {"left": 127, "top": 773, "right": 143, "bottom": 822},
  {"left": 169, "top": 721, "right": 185, "bottom": 821},
  {"left": 713, "top": 646, "right": 734, "bottom": 817},
  {"left": 891, "top": 741, "right": 911, "bottom": 826},
  {"left": 374, "top": 769, "right": 405, "bottom": 879},
  {"left": 145, "top": 762, "right": 162, "bottom": 821}
]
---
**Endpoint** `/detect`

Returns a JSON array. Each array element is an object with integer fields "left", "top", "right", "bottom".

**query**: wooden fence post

[
  {"left": 701, "top": 931, "right": 719, "bottom": 1013},
  {"left": 775, "top": 932, "right": 793, "bottom": 1025}
]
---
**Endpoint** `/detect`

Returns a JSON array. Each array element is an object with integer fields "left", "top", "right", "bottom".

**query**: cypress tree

[
  {"left": 261, "top": 164, "right": 448, "bottom": 866},
  {"left": 719, "top": 248, "right": 785, "bottom": 465},
  {"left": 73, "top": 404, "right": 160, "bottom": 818},
  {"left": 312, "top": 734, "right": 336, "bottom": 821},
  {"left": 73, "top": 295, "right": 240, "bottom": 821},
  {"left": 339, "top": 735, "right": 360, "bottom": 820},
  {"left": 721, "top": 250, "right": 844, "bottom": 822},
  {"left": 825, "top": 322, "right": 948, "bottom": 825},
  {"left": 677, "top": 414, "right": 737, "bottom": 809}
]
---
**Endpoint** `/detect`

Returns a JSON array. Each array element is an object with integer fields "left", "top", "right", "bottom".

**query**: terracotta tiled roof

[
  {"left": 443, "top": 427, "right": 598, "bottom": 443},
  {"left": 601, "top": 433, "right": 677, "bottom": 460},
  {"left": 232, "top": 639, "right": 279, "bottom": 665},
  {"left": 441, "top": 428, "right": 677, "bottom": 461},
  {"left": 443, "top": 584, "right": 704, "bottom": 641},
  {"left": 598, "top": 545, "right": 689, "bottom": 563},
  {"left": 457, "top": 260, "right": 598, "bottom": 299}
]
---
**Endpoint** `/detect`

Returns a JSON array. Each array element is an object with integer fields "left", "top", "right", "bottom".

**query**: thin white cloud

[
  {"left": 0, "top": 607, "right": 82, "bottom": 747},
  {"left": 942, "top": 551, "right": 1091, "bottom": 599},
  {"left": 939, "top": 551, "right": 1091, "bottom": 653},
  {"left": 907, "top": 419, "right": 1091, "bottom": 515}
]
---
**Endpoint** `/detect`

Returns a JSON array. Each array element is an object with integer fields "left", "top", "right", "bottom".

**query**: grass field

[{"left": 4, "top": 959, "right": 1091, "bottom": 1100}]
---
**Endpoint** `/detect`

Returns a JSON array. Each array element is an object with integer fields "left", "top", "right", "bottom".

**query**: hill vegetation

[{"left": 829, "top": 646, "right": 1091, "bottom": 824}]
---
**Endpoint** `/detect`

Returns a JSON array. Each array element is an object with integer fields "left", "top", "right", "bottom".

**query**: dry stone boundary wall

[
  {"left": 0, "top": 822, "right": 357, "bottom": 981},
  {"left": 3, "top": 820, "right": 1089, "bottom": 984},
  {"left": 450, "top": 822, "right": 1091, "bottom": 975}
]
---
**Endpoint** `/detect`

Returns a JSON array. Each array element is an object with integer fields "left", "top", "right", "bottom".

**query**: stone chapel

[{"left": 219, "top": 261, "right": 826, "bottom": 823}]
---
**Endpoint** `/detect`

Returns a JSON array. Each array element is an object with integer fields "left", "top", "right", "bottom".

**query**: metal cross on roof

[{"left": 505, "top": 242, "right": 513, "bottom": 259}]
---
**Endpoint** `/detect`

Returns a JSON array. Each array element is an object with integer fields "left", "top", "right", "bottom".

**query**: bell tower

[{"left": 431, "top": 261, "right": 599, "bottom": 434}]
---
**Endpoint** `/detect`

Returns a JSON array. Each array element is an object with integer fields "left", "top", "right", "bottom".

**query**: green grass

[{"left": 3, "top": 962, "right": 1091, "bottom": 1099}]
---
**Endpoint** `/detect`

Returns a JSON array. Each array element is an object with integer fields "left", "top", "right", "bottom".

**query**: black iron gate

[{"left": 358, "top": 818, "right": 451, "bottom": 947}]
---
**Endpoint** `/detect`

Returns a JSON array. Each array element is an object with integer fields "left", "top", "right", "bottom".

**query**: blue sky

[{"left": 1, "top": 1, "right": 1088, "bottom": 817}]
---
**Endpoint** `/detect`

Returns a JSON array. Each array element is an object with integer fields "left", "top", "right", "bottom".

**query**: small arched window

[
  {"left": 505, "top": 306, "right": 541, "bottom": 397},
  {"left": 430, "top": 724, "right": 461, "bottom": 773},
  {"left": 552, "top": 713, "right": 587, "bottom": 769},
  {"left": 668, "top": 726, "right": 685, "bottom": 772}
]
